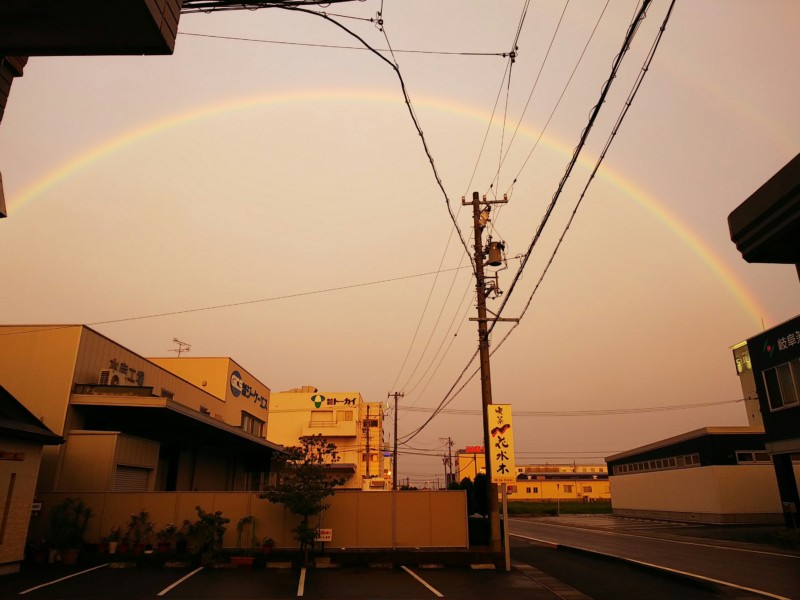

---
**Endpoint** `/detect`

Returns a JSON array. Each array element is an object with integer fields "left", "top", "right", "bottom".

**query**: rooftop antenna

[{"left": 169, "top": 338, "right": 191, "bottom": 357}]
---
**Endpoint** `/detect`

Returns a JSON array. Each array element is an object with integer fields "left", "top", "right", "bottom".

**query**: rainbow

[{"left": 6, "top": 88, "right": 767, "bottom": 326}]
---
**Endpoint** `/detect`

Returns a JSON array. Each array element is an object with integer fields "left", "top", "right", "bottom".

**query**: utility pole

[
  {"left": 365, "top": 405, "right": 370, "bottom": 479},
  {"left": 463, "top": 190, "right": 511, "bottom": 553},
  {"left": 440, "top": 436, "right": 455, "bottom": 486},
  {"left": 388, "top": 391, "right": 404, "bottom": 490},
  {"left": 448, "top": 436, "right": 454, "bottom": 486}
]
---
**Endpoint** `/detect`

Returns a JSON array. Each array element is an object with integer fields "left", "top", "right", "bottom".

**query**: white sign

[{"left": 486, "top": 404, "right": 517, "bottom": 485}]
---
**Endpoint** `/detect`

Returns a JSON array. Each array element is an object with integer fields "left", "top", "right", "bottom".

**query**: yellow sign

[{"left": 487, "top": 404, "right": 516, "bottom": 484}]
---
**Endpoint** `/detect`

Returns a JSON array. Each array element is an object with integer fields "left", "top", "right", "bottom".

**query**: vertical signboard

[{"left": 487, "top": 404, "right": 516, "bottom": 484}]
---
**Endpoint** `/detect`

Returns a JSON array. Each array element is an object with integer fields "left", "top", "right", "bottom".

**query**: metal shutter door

[{"left": 113, "top": 466, "right": 149, "bottom": 491}]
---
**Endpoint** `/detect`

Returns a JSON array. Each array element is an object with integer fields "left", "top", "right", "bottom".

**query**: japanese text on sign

[{"left": 486, "top": 404, "right": 516, "bottom": 485}]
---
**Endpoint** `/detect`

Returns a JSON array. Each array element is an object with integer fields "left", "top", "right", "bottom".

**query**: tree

[
  {"left": 260, "top": 435, "right": 345, "bottom": 563},
  {"left": 473, "top": 473, "right": 489, "bottom": 517}
]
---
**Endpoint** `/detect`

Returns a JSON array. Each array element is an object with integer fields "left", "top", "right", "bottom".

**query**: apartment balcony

[{"left": 302, "top": 419, "right": 357, "bottom": 438}]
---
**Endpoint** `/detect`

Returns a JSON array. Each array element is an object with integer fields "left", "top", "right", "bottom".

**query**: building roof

[
  {"left": 70, "top": 392, "right": 285, "bottom": 454},
  {"left": 728, "top": 153, "right": 800, "bottom": 264},
  {"left": 605, "top": 426, "right": 764, "bottom": 463},
  {"left": 0, "top": 385, "right": 63, "bottom": 445}
]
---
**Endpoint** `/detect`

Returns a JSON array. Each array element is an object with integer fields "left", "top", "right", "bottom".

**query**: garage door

[{"left": 113, "top": 465, "right": 150, "bottom": 491}]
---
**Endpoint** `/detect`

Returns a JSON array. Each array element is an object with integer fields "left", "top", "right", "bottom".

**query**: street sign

[{"left": 486, "top": 404, "right": 516, "bottom": 485}]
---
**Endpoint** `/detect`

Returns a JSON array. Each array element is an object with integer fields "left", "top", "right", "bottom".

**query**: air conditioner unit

[{"left": 98, "top": 369, "right": 135, "bottom": 386}]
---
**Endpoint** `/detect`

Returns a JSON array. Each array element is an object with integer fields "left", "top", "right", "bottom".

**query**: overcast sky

[{"left": 1, "top": 1, "right": 798, "bottom": 486}]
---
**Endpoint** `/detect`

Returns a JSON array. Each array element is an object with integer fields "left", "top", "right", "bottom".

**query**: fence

[{"left": 30, "top": 489, "right": 468, "bottom": 549}]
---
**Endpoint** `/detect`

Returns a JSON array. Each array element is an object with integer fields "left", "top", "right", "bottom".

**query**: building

[
  {"left": 0, "top": 386, "right": 62, "bottom": 574},
  {"left": 455, "top": 449, "right": 610, "bottom": 502},
  {"left": 606, "top": 426, "right": 785, "bottom": 523},
  {"left": 149, "top": 356, "right": 270, "bottom": 441},
  {"left": 267, "top": 387, "right": 390, "bottom": 490},
  {"left": 744, "top": 314, "right": 800, "bottom": 525},
  {"left": 0, "top": 325, "right": 284, "bottom": 494},
  {"left": 604, "top": 329, "right": 794, "bottom": 524},
  {"left": 728, "top": 153, "right": 800, "bottom": 527}
]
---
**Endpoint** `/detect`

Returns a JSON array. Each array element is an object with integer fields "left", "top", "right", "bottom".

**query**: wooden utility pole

[{"left": 463, "top": 190, "right": 510, "bottom": 553}]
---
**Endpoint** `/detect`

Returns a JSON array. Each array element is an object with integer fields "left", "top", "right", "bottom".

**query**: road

[{"left": 508, "top": 515, "right": 800, "bottom": 600}]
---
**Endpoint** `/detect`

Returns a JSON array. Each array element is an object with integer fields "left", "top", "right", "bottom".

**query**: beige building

[
  {"left": 0, "top": 325, "right": 283, "bottom": 495},
  {"left": 0, "top": 386, "right": 62, "bottom": 574},
  {"left": 455, "top": 449, "right": 610, "bottom": 501},
  {"left": 268, "top": 387, "right": 390, "bottom": 490}
]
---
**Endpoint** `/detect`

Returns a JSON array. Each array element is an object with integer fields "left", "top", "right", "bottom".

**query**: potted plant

[
  {"left": 261, "top": 537, "right": 275, "bottom": 554},
  {"left": 175, "top": 520, "right": 191, "bottom": 554},
  {"left": 107, "top": 527, "right": 121, "bottom": 554},
  {"left": 187, "top": 506, "right": 229, "bottom": 566},
  {"left": 231, "top": 516, "right": 258, "bottom": 568},
  {"left": 49, "top": 497, "right": 93, "bottom": 565},
  {"left": 156, "top": 523, "right": 177, "bottom": 553},
  {"left": 126, "top": 510, "right": 154, "bottom": 554}
]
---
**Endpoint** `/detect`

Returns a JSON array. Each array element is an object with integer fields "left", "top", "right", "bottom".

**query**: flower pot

[
  {"left": 262, "top": 544, "right": 274, "bottom": 554},
  {"left": 230, "top": 556, "right": 255, "bottom": 568},
  {"left": 108, "top": 541, "right": 118, "bottom": 554}
]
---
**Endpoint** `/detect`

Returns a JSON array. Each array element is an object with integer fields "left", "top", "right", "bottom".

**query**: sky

[{"left": 1, "top": 0, "right": 799, "bottom": 487}]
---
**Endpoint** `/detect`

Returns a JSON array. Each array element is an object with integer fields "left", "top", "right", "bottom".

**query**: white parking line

[
  {"left": 19, "top": 563, "right": 108, "bottom": 594},
  {"left": 401, "top": 565, "right": 444, "bottom": 598},
  {"left": 157, "top": 566, "right": 204, "bottom": 596},
  {"left": 297, "top": 566, "right": 307, "bottom": 597}
]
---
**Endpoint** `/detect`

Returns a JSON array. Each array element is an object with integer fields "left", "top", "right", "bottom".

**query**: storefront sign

[
  {"left": 310, "top": 394, "right": 357, "bottom": 408},
  {"left": 230, "top": 370, "right": 268, "bottom": 410},
  {"left": 316, "top": 528, "right": 333, "bottom": 542},
  {"left": 486, "top": 404, "right": 517, "bottom": 485},
  {"left": 465, "top": 445, "right": 484, "bottom": 453}
]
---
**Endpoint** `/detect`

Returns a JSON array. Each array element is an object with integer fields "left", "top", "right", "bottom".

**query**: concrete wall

[
  {"left": 30, "top": 490, "right": 468, "bottom": 549},
  {"left": 0, "top": 439, "right": 43, "bottom": 574},
  {"left": 610, "top": 465, "right": 784, "bottom": 523}
]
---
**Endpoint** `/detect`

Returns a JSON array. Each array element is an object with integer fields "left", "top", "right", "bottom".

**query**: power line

[
  {"left": 400, "top": 397, "right": 744, "bottom": 417},
  {"left": 281, "top": 6, "right": 474, "bottom": 269},
  {"left": 178, "top": 31, "right": 508, "bottom": 57},
  {"left": 0, "top": 266, "right": 471, "bottom": 334},
  {"left": 501, "top": 0, "right": 610, "bottom": 196}
]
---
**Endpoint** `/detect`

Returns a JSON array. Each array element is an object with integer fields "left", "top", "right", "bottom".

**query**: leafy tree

[
  {"left": 260, "top": 435, "right": 345, "bottom": 563},
  {"left": 458, "top": 477, "right": 476, "bottom": 515}
]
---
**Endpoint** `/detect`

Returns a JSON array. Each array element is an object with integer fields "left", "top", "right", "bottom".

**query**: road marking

[
  {"left": 510, "top": 518, "right": 800, "bottom": 559},
  {"left": 402, "top": 565, "right": 444, "bottom": 598},
  {"left": 157, "top": 566, "right": 204, "bottom": 596},
  {"left": 297, "top": 566, "right": 307, "bottom": 597},
  {"left": 510, "top": 533, "right": 791, "bottom": 600},
  {"left": 611, "top": 555, "right": 792, "bottom": 600},
  {"left": 510, "top": 533, "right": 559, "bottom": 548},
  {"left": 19, "top": 563, "right": 108, "bottom": 594}
]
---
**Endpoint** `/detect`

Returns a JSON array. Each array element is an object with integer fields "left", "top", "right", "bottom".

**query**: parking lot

[{"left": 0, "top": 563, "right": 571, "bottom": 600}]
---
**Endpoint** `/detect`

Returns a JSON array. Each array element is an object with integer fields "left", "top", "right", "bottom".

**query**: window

[
  {"left": 736, "top": 451, "right": 772, "bottom": 464},
  {"left": 583, "top": 486, "right": 593, "bottom": 493},
  {"left": 533, "top": 487, "right": 538, "bottom": 494},
  {"left": 310, "top": 410, "right": 334, "bottom": 424},
  {"left": 526, "top": 487, "right": 531, "bottom": 493},
  {"left": 763, "top": 359, "right": 800, "bottom": 410},
  {"left": 562, "top": 485, "right": 573, "bottom": 493},
  {"left": 337, "top": 410, "right": 353, "bottom": 421},
  {"left": 241, "top": 412, "right": 264, "bottom": 437}
]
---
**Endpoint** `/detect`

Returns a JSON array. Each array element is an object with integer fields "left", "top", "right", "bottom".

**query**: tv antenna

[{"left": 169, "top": 338, "right": 191, "bottom": 357}]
